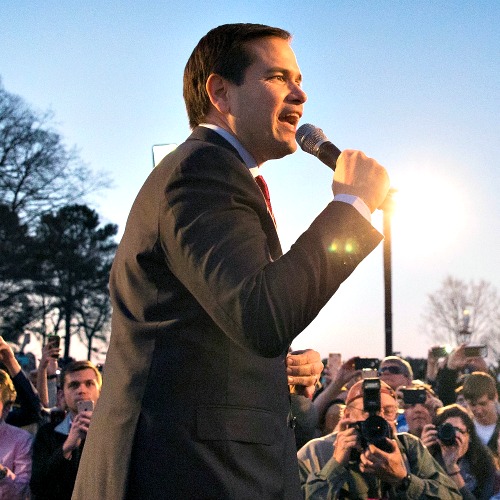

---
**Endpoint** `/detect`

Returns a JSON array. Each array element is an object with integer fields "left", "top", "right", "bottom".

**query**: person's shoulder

[
  {"left": 297, "top": 432, "right": 337, "bottom": 459},
  {"left": 2, "top": 422, "right": 34, "bottom": 443},
  {"left": 34, "top": 420, "right": 62, "bottom": 438},
  {"left": 396, "top": 432, "right": 423, "bottom": 452}
]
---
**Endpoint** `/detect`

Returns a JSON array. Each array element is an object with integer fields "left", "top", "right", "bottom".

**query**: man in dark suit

[{"left": 73, "top": 23, "right": 390, "bottom": 499}]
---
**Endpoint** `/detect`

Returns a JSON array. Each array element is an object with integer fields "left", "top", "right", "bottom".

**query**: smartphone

[
  {"left": 431, "top": 346, "right": 450, "bottom": 358},
  {"left": 464, "top": 345, "right": 487, "bottom": 357},
  {"left": 77, "top": 400, "right": 94, "bottom": 413},
  {"left": 46, "top": 335, "right": 60, "bottom": 358},
  {"left": 328, "top": 353, "right": 342, "bottom": 380},
  {"left": 401, "top": 388, "right": 427, "bottom": 405},
  {"left": 354, "top": 357, "right": 379, "bottom": 371},
  {"left": 47, "top": 334, "right": 60, "bottom": 348}
]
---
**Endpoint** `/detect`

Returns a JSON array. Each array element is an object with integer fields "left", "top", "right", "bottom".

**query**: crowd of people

[
  {"left": 295, "top": 348, "right": 500, "bottom": 499},
  {"left": 0, "top": 336, "right": 102, "bottom": 499},
  {"left": 2, "top": 332, "right": 500, "bottom": 499},
  {"left": 2, "top": 21, "right": 499, "bottom": 500}
]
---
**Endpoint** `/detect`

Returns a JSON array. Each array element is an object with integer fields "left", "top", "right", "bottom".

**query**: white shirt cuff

[{"left": 333, "top": 194, "right": 371, "bottom": 222}]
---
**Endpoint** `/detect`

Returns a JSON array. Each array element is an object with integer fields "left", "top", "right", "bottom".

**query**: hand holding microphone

[{"left": 296, "top": 124, "right": 390, "bottom": 213}]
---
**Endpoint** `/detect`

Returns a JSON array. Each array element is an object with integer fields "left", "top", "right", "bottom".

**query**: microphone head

[{"left": 296, "top": 123, "right": 328, "bottom": 157}]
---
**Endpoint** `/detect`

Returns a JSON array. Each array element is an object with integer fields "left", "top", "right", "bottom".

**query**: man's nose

[{"left": 288, "top": 82, "right": 307, "bottom": 104}]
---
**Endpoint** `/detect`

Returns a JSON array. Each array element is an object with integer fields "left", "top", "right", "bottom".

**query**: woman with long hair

[{"left": 421, "top": 404, "right": 497, "bottom": 499}]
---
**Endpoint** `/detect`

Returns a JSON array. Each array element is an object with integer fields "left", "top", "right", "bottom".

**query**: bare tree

[
  {"left": 0, "top": 80, "right": 110, "bottom": 224},
  {"left": 76, "top": 291, "right": 112, "bottom": 362},
  {"left": 33, "top": 204, "right": 117, "bottom": 358},
  {"left": 0, "top": 80, "right": 114, "bottom": 345},
  {"left": 423, "top": 275, "right": 500, "bottom": 356}
]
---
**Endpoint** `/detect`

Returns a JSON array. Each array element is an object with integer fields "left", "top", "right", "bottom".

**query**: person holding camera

[
  {"left": 397, "top": 382, "right": 443, "bottom": 438},
  {"left": 298, "top": 378, "right": 460, "bottom": 499},
  {"left": 312, "top": 356, "right": 362, "bottom": 436},
  {"left": 421, "top": 404, "right": 497, "bottom": 499}
]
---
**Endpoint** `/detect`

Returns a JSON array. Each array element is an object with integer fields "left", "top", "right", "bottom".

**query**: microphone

[{"left": 295, "top": 123, "right": 341, "bottom": 171}]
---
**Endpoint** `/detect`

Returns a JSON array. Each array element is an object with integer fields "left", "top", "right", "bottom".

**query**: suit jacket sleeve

[{"left": 150, "top": 141, "right": 383, "bottom": 357}]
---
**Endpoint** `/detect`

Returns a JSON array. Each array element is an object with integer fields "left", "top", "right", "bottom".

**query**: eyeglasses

[
  {"left": 378, "top": 366, "right": 405, "bottom": 376},
  {"left": 348, "top": 404, "right": 399, "bottom": 421}
]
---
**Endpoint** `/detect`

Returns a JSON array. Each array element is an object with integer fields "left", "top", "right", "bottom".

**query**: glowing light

[
  {"left": 329, "top": 242, "right": 338, "bottom": 253},
  {"left": 389, "top": 170, "right": 468, "bottom": 259}
]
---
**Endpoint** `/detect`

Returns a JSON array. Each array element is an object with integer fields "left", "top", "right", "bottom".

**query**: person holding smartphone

[
  {"left": 30, "top": 360, "right": 101, "bottom": 500},
  {"left": 432, "top": 343, "right": 497, "bottom": 408},
  {"left": 396, "top": 382, "right": 443, "bottom": 438}
]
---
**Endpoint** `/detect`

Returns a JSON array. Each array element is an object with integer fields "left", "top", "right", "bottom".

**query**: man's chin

[{"left": 271, "top": 141, "right": 297, "bottom": 160}]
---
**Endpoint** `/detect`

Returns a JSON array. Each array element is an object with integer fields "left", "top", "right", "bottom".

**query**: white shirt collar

[
  {"left": 55, "top": 411, "right": 73, "bottom": 435},
  {"left": 199, "top": 124, "right": 259, "bottom": 178}
]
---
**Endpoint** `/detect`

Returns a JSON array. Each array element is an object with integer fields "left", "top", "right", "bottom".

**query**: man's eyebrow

[{"left": 266, "top": 67, "right": 302, "bottom": 82}]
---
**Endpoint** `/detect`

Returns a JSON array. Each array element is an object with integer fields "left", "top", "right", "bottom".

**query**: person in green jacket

[{"left": 297, "top": 378, "right": 461, "bottom": 499}]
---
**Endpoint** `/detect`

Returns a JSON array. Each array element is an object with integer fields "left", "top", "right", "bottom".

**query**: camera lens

[
  {"left": 437, "top": 422, "right": 456, "bottom": 446},
  {"left": 360, "top": 415, "right": 393, "bottom": 452}
]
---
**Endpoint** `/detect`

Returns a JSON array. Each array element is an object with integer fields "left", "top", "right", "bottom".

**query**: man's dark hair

[
  {"left": 183, "top": 23, "right": 291, "bottom": 129},
  {"left": 60, "top": 360, "right": 102, "bottom": 390},
  {"left": 462, "top": 371, "right": 497, "bottom": 402}
]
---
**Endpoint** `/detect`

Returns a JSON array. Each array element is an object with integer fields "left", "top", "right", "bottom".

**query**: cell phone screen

[{"left": 77, "top": 400, "right": 94, "bottom": 413}]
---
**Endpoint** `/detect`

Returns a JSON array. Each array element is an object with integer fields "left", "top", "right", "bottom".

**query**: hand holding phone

[
  {"left": 46, "top": 335, "right": 61, "bottom": 359},
  {"left": 464, "top": 345, "right": 487, "bottom": 358},
  {"left": 76, "top": 400, "right": 94, "bottom": 414}
]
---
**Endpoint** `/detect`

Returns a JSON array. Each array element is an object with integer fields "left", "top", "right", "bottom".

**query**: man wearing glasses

[
  {"left": 297, "top": 379, "right": 460, "bottom": 498},
  {"left": 378, "top": 355, "right": 413, "bottom": 391}
]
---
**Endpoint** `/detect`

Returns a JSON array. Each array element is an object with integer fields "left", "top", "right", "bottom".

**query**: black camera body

[
  {"left": 354, "top": 357, "right": 380, "bottom": 370},
  {"left": 437, "top": 422, "right": 456, "bottom": 446},
  {"left": 401, "top": 388, "right": 427, "bottom": 405},
  {"left": 350, "top": 378, "right": 393, "bottom": 453}
]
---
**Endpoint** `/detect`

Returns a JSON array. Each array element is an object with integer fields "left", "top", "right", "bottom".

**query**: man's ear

[{"left": 206, "top": 74, "right": 231, "bottom": 114}]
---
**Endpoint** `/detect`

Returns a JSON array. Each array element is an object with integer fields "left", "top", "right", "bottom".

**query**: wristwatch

[{"left": 396, "top": 473, "right": 411, "bottom": 492}]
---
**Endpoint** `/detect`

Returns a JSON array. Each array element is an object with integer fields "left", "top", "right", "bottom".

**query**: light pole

[
  {"left": 381, "top": 189, "right": 397, "bottom": 357},
  {"left": 456, "top": 308, "right": 473, "bottom": 345}
]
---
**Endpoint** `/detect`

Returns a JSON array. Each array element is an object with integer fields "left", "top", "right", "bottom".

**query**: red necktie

[{"left": 255, "top": 175, "right": 276, "bottom": 226}]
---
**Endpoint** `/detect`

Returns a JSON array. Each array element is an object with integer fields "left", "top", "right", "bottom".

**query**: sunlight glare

[{"left": 389, "top": 171, "right": 467, "bottom": 258}]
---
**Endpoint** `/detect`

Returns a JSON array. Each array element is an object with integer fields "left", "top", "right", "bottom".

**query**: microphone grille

[{"left": 295, "top": 123, "right": 328, "bottom": 156}]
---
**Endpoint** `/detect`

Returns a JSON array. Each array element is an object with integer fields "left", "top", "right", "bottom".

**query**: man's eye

[{"left": 271, "top": 75, "right": 285, "bottom": 82}]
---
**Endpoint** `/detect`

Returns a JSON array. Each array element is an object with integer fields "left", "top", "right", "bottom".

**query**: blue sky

[{"left": 1, "top": 1, "right": 499, "bottom": 361}]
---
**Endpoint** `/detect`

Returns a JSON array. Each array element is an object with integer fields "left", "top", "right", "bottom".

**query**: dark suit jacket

[
  {"left": 31, "top": 421, "right": 83, "bottom": 500},
  {"left": 72, "top": 127, "right": 383, "bottom": 499}
]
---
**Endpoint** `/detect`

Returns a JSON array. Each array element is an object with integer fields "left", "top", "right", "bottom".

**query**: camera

[
  {"left": 401, "top": 388, "right": 427, "bottom": 405},
  {"left": 437, "top": 422, "right": 456, "bottom": 446},
  {"left": 354, "top": 357, "right": 380, "bottom": 371},
  {"left": 350, "top": 378, "right": 393, "bottom": 452},
  {"left": 430, "top": 346, "right": 451, "bottom": 358},
  {"left": 463, "top": 345, "right": 487, "bottom": 358}
]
